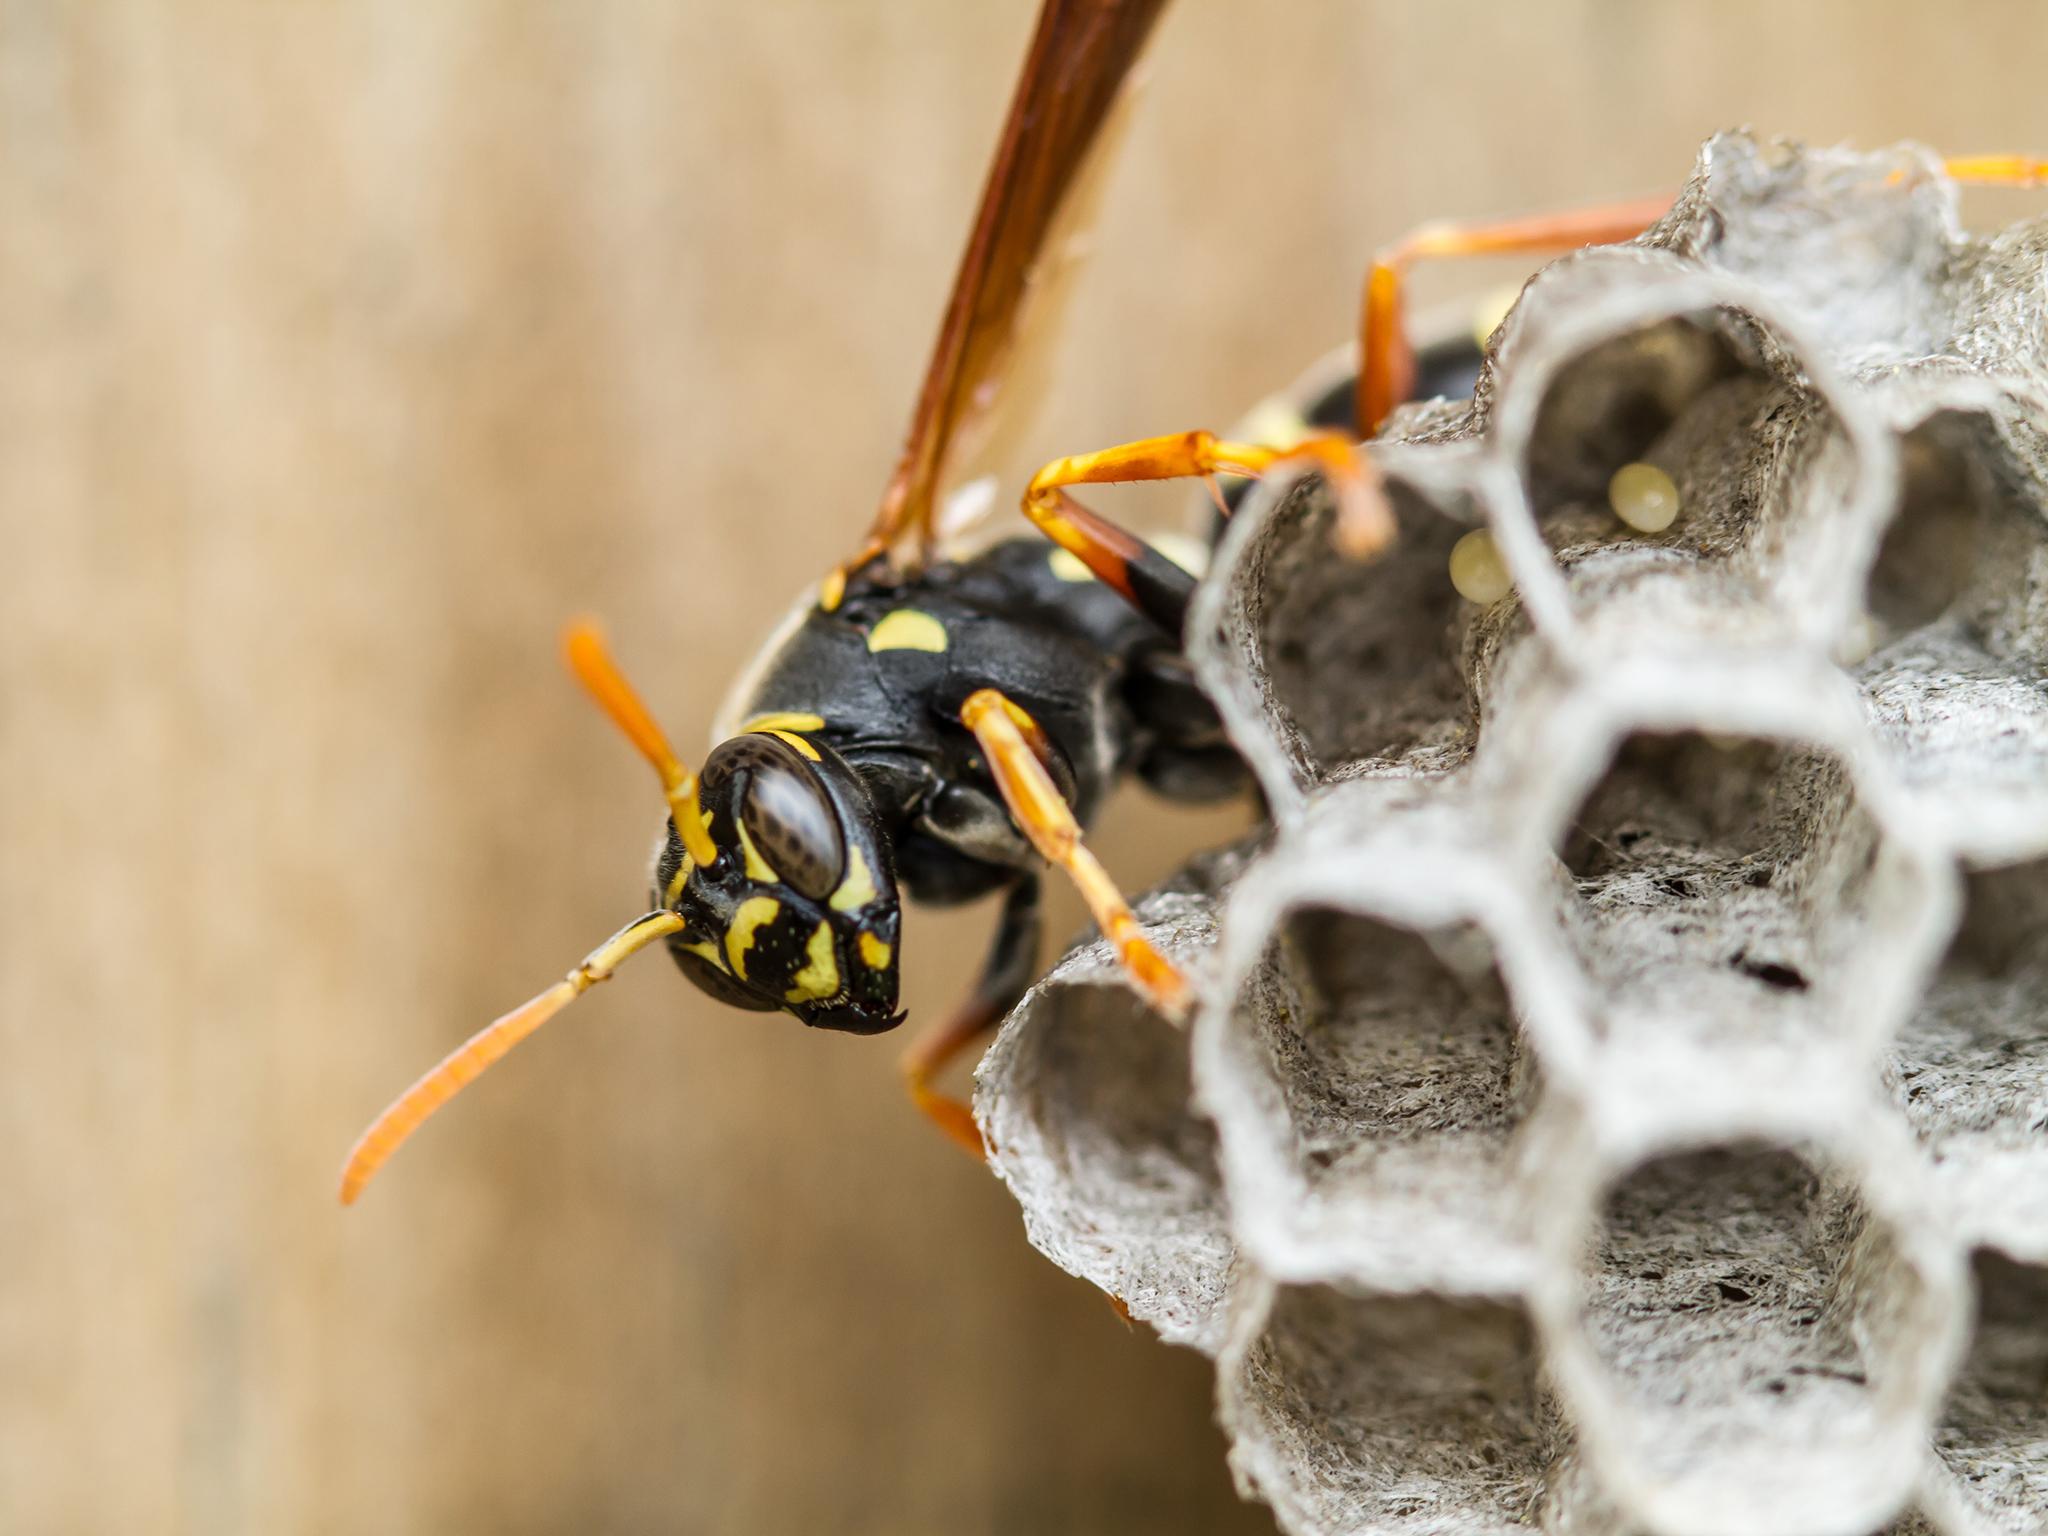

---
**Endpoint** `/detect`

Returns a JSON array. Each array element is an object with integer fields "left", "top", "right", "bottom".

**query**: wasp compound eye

[
  {"left": 670, "top": 941, "right": 779, "bottom": 1013},
  {"left": 704, "top": 734, "right": 847, "bottom": 900}
]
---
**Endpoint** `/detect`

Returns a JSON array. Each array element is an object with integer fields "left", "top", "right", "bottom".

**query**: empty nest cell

[
  {"left": 1856, "top": 409, "right": 2048, "bottom": 849},
  {"left": 1211, "top": 473, "right": 1480, "bottom": 790},
  {"left": 1887, "top": 854, "right": 2048, "bottom": 1251},
  {"left": 1221, "top": 902, "right": 1539, "bottom": 1290},
  {"left": 1223, "top": 1283, "right": 1550, "bottom": 1535},
  {"left": 1554, "top": 729, "right": 1905, "bottom": 1061},
  {"left": 1570, "top": 1143, "right": 1944, "bottom": 1534}
]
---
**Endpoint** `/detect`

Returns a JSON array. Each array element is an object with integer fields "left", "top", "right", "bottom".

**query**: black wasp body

[
  {"left": 659, "top": 533, "right": 1244, "bottom": 1036},
  {"left": 655, "top": 328, "right": 1486, "bottom": 1040},
  {"left": 336, "top": 0, "right": 1485, "bottom": 1198}
]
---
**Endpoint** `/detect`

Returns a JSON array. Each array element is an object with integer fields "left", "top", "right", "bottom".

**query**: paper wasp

[{"left": 340, "top": 0, "right": 2048, "bottom": 1203}]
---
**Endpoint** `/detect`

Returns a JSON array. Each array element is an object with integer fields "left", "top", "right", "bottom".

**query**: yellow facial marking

[
  {"left": 738, "top": 822, "right": 780, "bottom": 884},
  {"left": 726, "top": 895, "right": 781, "bottom": 979},
  {"left": 681, "top": 938, "right": 726, "bottom": 972},
  {"left": 785, "top": 920, "right": 840, "bottom": 1004},
  {"left": 858, "top": 932, "right": 893, "bottom": 970},
  {"left": 830, "top": 845, "right": 878, "bottom": 913},
  {"left": 1048, "top": 547, "right": 1094, "bottom": 583},
  {"left": 764, "top": 728, "right": 820, "bottom": 761},
  {"left": 867, "top": 608, "right": 949, "bottom": 654}
]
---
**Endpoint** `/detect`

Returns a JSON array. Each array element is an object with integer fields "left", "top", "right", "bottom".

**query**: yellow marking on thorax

[
  {"left": 858, "top": 932, "right": 892, "bottom": 970},
  {"left": 744, "top": 710, "right": 826, "bottom": 737},
  {"left": 867, "top": 608, "right": 949, "bottom": 654},
  {"left": 738, "top": 822, "right": 779, "bottom": 884},
  {"left": 785, "top": 921, "right": 839, "bottom": 1003},
  {"left": 830, "top": 846, "right": 878, "bottom": 912},
  {"left": 762, "top": 728, "right": 820, "bottom": 760},
  {"left": 818, "top": 567, "right": 848, "bottom": 612},
  {"left": 1048, "top": 547, "right": 1094, "bottom": 583},
  {"left": 725, "top": 895, "right": 781, "bottom": 979},
  {"left": 1052, "top": 533, "right": 1206, "bottom": 585},
  {"left": 1235, "top": 396, "right": 1311, "bottom": 454}
]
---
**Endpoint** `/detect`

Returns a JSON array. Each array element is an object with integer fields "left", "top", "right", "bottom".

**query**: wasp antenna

[
  {"left": 339, "top": 909, "right": 687, "bottom": 1205},
  {"left": 563, "top": 620, "right": 718, "bottom": 867}
]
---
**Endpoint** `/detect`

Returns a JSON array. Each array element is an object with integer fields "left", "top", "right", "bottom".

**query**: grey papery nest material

[{"left": 975, "top": 133, "right": 2048, "bottom": 1536}]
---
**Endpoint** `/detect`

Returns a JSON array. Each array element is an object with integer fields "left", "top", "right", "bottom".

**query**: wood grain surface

[{"left": 1, "top": 2, "right": 2039, "bottom": 1531}]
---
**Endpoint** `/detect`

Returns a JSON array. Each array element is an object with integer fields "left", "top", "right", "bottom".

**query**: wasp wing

[{"left": 865, "top": 0, "right": 1172, "bottom": 567}]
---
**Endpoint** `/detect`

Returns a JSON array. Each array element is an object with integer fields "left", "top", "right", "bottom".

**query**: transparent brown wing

[{"left": 862, "top": 0, "right": 1172, "bottom": 570}]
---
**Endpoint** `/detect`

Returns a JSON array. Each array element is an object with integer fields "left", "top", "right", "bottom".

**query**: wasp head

[{"left": 655, "top": 730, "right": 904, "bottom": 1033}]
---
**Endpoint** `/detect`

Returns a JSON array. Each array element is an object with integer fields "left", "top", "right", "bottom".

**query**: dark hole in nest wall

[
  {"left": 1866, "top": 411, "right": 2039, "bottom": 640},
  {"left": 1586, "top": 1145, "right": 1887, "bottom": 1420},
  {"left": 1949, "top": 1251, "right": 2048, "bottom": 1411},
  {"left": 1524, "top": 314, "right": 1750, "bottom": 522},
  {"left": 1945, "top": 857, "right": 2048, "bottom": 980},
  {"left": 1263, "top": 907, "right": 1528, "bottom": 1169},
  {"left": 1255, "top": 477, "right": 1475, "bottom": 776},
  {"left": 1931, "top": 1250, "right": 2048, "bottom": 1508},
  {"left": 1239, "top": 1285, "right": 1547, "bottom": 1518}
]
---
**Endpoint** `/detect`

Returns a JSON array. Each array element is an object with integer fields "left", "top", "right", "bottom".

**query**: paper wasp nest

[{"left": 976, "top": 134, "right": 2048, "bottom": 1536}]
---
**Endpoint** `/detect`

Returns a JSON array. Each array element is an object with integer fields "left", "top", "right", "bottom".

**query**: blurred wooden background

[{"left": 1, "top": 2, "right": 2041, "bottom": 1531}]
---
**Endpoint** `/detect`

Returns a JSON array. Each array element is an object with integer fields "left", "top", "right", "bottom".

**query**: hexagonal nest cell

[
  {"left": 1212, "top": 898, "right": 1541, "bottom": 1293},
  {"left": 976, "top": 133, "right": 2048, "bottom": 1536},
  {"left": 1857, "top": 407, "right": 2048, "bottom": 857},
  {"left": 1193, "top": 470, "right": 1482, "bottom": 801},
  {"left": 1886, "top": 854, "right": 2048, "bottom": 1256},
  {"left": 1551, "top": 729, "right": 1927, "bottom": 1070},
  {"left": 1562, "top": 1142, "right": 1952, "bottom": 1535},
  {"left": 1222, "top": 1283, "right": 1551, "bottom": 1535}
]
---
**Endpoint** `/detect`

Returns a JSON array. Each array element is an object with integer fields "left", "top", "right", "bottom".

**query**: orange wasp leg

[
  {"left": 338, "top": 909, "right": 687, "bottom": 1205},
  {"left": 900, "top": 879, "right": 1042, "bottom": 1160},
  {"left": 902, "top": 1010, "right": 1000, "bottom": 1160},
  {"left": 961, "top": 687, "right": 1191, "bottom": 1024},
  {"left": 1025, "top": 426, "right": 1397, "bottom": 568},
  {"left": 1938, "top": 155, "right": 2048, "bottom": 187},
  {"left": 1358, "top": 196, "right": 1674, "bottom": 438}
]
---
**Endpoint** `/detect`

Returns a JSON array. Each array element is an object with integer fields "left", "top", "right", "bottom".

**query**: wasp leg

[
  {"left": 961, "top": 688, "right": 1192, "bottom": 1022},
  {"left": 1026, "top": 425, "right": 1396, "bottom": 568},
  {"left": 1358, "top": 197, "right": 1673, "bottom": 439},
  {"left": 1939, "top": 155, "right": 2048, "bottom": 186},
  {"left": 1022, "top": 485, "right": 1201, "bottom": 639},
  {"left": 901, "top": 877, "right": 1042, "bottom": 1159}
]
